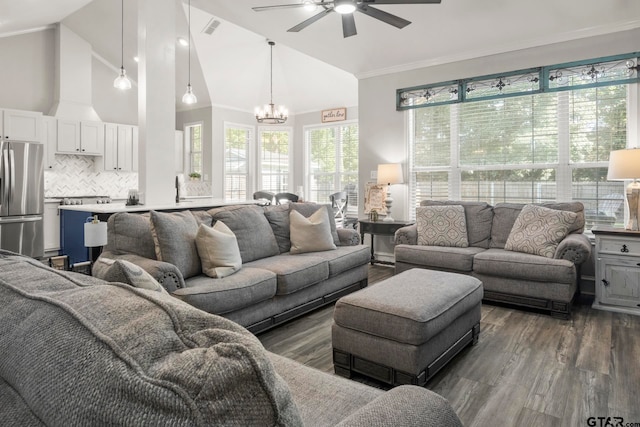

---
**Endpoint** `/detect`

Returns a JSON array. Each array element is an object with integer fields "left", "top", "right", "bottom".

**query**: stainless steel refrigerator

[{"left": 0, "top": 141, "right": 44, "bottom": 258}]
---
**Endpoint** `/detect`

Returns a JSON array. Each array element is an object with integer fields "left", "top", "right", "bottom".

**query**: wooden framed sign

[{"left": 321, "top": 107, "right": 347, "bottom": 123}]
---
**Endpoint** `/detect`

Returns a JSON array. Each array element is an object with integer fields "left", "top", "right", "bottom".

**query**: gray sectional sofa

[
  {"left": 0, "top": 250, "right": 463, "bottom": 426},
  {"left": 394, "top": 201, "right": 592, "bottom": 318},
  {"left": 94, "top": 203, "right": 371, "bottom": 333}
]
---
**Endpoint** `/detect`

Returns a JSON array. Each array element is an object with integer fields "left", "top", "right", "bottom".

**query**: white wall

[
  {"left": 92, "top": 57, "right": 137, "bottom": 125},
  {"left": 359, "top": 27, "right": 640, "bottom": 259},
  {"left": 0, "top": 29, "right": 55, "bottom": 113}
]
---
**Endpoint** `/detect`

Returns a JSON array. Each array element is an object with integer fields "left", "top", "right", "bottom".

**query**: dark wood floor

[{"left": 259, "top": 265, "right": 640, "bottom": 427}]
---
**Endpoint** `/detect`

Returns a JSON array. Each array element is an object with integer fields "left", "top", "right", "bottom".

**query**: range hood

[{"left": 49, "top": 24, "right": 101, "bottom": 122}]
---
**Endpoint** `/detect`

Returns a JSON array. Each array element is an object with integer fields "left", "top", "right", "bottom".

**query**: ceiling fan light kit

[{"left": 253, "top": 0, "right": 441, "bottom": 38}]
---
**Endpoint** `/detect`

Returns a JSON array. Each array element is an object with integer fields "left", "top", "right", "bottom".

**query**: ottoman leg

[{"left": 333, "top": 349, "right": 353, "bottom": 379}]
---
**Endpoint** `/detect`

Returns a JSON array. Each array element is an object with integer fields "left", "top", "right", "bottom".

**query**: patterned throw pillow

[
  {"left": 416, "top": 205, "right": 469, "bottom": 247},
  {"left": 505, "top": 204, "right": 578, "bottom": 258}
]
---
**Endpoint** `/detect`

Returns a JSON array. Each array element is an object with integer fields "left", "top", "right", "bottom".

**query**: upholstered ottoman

[{"left": 332, "top": 268, "right": 483, "bottom": 387}]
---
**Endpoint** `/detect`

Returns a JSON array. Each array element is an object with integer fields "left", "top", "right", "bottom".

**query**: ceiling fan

[{"left": 252, "top": 0, "right": 442, "bottom": 38}]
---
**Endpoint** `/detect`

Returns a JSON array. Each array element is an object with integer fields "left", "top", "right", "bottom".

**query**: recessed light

[
  {"left": 177, "top": 37, "right": 189, "bottom": 47},
  {"left": 133, "top": 56, "right": 139, "bottom": 62}
]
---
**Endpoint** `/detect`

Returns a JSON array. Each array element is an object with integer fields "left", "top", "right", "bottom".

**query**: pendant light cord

[
  {"left": 120, "top": 0, "right": 124, "bottom": 68},
  {"left": 270, "top": 41, "right": 274, "bottom": 104},
  {"left": 187, "top": 0, "right": 191, "bottom": 85}
]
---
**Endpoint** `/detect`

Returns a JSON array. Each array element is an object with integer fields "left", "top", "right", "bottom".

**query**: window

[
  {"left": 185, "top": 123, "right": 203, "bottom": 178},
  {"left": 409, "top": 85, "right": 628, "bottom": 229},
  {"left": 258, "top": 127, "right": 292, "bottom": 193},
  {"left": 305, "top": 122, "right": 359, "bottom": 212},
  {"left": 224, "top": 123, "right": 253, "bottom": 202}
]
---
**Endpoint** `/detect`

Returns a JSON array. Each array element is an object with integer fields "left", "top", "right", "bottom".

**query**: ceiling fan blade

[
  {"left": 341, "top": 13, "right": 357, "bottom": 38},
  {"left": 288, "top": 8, "right": 334, "bottom": 32},
  {"left": 362, "top": 0, "right": 441, "bottom": 4},
  {"left": 357, "top": 4, "right": 410, "bottom": 28}
]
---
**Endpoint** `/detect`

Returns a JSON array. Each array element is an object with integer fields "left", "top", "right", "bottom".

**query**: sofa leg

[
  {"left": 472, "top": 323, "right": 480, "bottom": 345},
  {"left": 550, "top": 300, "right": 571, "bottom": 320}
]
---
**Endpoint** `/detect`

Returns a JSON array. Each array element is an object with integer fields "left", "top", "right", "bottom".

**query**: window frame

[
  {"left": 257, "top": 126, "right": 293, "bottom": 194},
  {"left": 304, "top": 120, "right": 359, "bottom": 213},
  {"left": 223, "top": 121, "right": 255, "bottom": 202},
  {"left": 183, "top": 121, "right": 203, "bottom": 178}
]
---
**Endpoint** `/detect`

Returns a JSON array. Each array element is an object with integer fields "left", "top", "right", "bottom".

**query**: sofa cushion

[
  {"left": 416, "top": 205, "right": 469, "bottom": 247},
  {"left": 195, "top": 221, "right": 242, "bottom": 278},
  {"left": 207, "top": 205, "right": 280, "bottom": 263},
  {"left": 290, "top": 209, "right": 337, "bottom": 254},
  {"left": 473, "top": 248, "right": 576, "bottom": 284},
  {"left": 0, "top": 251, "right": 302, "bottom": 426},
  {"left": 395, "top": 244, "right": 486, "bottom": 272},
  {"left": 505, "top": 204, "right": 578, "bottom": 258},
  {"left": 106, "top": 212, "right": 156, "bottom": 259},
  {"left": 149, "top": 210, "right": 201, "bottom": 279},
  {"left": 295, "top": 245, "right": 371, "bottom": 277},
  {"left": 245, "top": 253, "right": 330, "bottom": 295},
  {"left": 491, "top": 202, "right": 585, "bottom": 249},
  {"left": 174, "top": 267, "right": 277, "bottom": 314},
  {"left": 93, "top": 257, "right": 167, "bottom": 293},
  {"left": 264, "top": 204, "right": 291, "bottom": 253},
  {"left": 421, "top": 200, "right": 493, "bottom": 249},
  {"left": 291, "top": 203, "right": 340, "bottom": 246}
]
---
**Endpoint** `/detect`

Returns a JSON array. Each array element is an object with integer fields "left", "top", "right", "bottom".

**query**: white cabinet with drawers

[{"left": 592, "top": 226, "right": 640, "bottom": 315}]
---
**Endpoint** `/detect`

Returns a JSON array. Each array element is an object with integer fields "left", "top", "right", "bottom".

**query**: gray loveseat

[
  {"left": 394, "top": 201, "right": 592, "bottom": 318},
  {"left": 94, "top": 203, "right": 371, "bottom": 333},
  {"left": 0, "top": 250, "right": 463, "bottom": 426}
]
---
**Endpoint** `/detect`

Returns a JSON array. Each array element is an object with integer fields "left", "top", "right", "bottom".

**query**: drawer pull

[
  {"left": 601, "top": 279, "right": 610, "bottom": 287},
  {"left": 621, "top": 244, "right": 629, "bottom": 253}
]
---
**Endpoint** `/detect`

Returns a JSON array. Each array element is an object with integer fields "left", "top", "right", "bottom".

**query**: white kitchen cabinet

[
  {"left": 592, "top": 226, "right": 640, "bottom": 316},
  {"left": 56, "top": 119, "right": 104, "bottom": 155},
  {"left": 0, "top": 108, "right": 42, "bottom": 142},
  {"left": 99, "top": 123, "right": 135, "bottom": 172},
  {"left": 43, "top": 201, "right": 61, "bottom": 253},
  {"left": 42, "top": 116, "right": 57, "bottom": 169}
]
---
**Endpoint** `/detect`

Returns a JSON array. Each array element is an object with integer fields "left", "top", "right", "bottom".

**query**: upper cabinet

[
  {"left": 42, "top": 116, "right": 57, "bottom": 169},
  {"left": 97, "top": 123, "right": 137, "bottom": 172},
  {"left": 0, "top": 109, "right": 42, "bottom": 142},
  {"left": 56, "top": 119, "right": 104, "bottom": 155}
]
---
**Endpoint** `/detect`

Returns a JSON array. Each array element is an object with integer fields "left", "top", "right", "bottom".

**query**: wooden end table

[{"left": 358, "top": 219, "right": 414, "bottom": 265}]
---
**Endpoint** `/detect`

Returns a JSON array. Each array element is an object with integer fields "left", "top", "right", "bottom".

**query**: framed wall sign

[
  {"left": 321, "top": 107, "right": 347, "bottom": 123},
  {"left": 364, "top": 182, "right": 386, "bottom": 214}
]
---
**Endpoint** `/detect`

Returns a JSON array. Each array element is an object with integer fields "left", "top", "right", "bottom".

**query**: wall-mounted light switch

[{"left": 371, "top": 170, "right": 377, "bottom": 180}]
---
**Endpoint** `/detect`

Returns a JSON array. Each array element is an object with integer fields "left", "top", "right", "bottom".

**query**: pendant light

[
  {"left": 255, "top": 41, "right": 288, "bottom": 124},
  {"left": 182, "top": 0, "right": 197, "bottom": 105},
  {"left": 113, "top": 0, "right": 132, "bottom": 90}
]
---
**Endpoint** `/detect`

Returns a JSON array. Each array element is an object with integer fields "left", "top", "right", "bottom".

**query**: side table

[
  {"left": 358, "top": 219, "right": 414, "bottom": 265},
  {"left": 592, "top": 226, "right": 640, "bottom": 316}
]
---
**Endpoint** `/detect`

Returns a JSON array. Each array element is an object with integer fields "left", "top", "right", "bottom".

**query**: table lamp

[
  {"left": 84, "top": 215, "right": 108, "bottom": 262},
  {"left": 607, "top": 148, "right": 640, "bottom": 231},
  {"left": 377, "top": 163, "right": 404, "bottom": 222}
]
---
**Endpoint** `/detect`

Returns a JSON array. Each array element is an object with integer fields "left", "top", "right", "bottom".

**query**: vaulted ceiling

[{"left": 1, "top": 0, "right": 639, "bottom": 114}]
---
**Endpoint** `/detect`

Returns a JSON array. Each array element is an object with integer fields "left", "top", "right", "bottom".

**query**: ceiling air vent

[{"left": 202, "top": 18, "right": 220, "bottom": 35}]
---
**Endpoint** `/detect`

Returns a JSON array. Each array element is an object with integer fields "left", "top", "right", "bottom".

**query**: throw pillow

[
  {"left": 149, "top": 210, "right": 201, "bottom": 279},
  {"left": 416, "top": 205, "right": 469, "bottom": 247},
  {"left": 95, "top": 258, "right": 167, "bottom": 293},
  {"left": 290, "top": 203, "right": 340, "bottom": 246},
  {"left": 289, "top": 208, "right": 337, "bottom": 254},
  {"left": 505, "top": 204, "right": 578, "bottom": 258},
  {"left": 195, "top": 221, "right": 242, "bottom": 278}
]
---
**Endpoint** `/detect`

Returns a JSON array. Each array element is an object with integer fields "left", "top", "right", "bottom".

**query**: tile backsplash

[{"left": 44, "top": 155, "right": 211, "bottom": 198}]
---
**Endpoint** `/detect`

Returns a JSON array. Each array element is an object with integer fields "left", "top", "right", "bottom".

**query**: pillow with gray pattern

[{"left": 416, "top": 205, "right": 469, "bottom": 247}]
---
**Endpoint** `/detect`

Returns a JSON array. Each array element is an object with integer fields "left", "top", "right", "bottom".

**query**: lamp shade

[
  {"left": 607, "top": 148, "right": 640, "bottom": 180},
  {"left": 377, "top": 163, "right": 404, "bottom": 185},
  {"left": 84, "top": 221, "right": 108, "bottom": 247}
]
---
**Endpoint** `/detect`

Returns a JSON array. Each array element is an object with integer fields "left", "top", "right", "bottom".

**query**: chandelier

[{"left": 255, "top": 41, "right": 288, "bottom": 124}]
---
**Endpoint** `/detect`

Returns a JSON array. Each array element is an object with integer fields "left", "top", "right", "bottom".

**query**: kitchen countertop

[{"left": 57, "top": 198, "right": 256, "bottom": 214}]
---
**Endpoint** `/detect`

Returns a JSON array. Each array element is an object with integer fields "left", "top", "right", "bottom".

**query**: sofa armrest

[
  {"left": 554, "top": 233, "right": 592, "bottom": 265},
  {"left": 337, "top": 228, "right": 360, "bottom": 246},
  {"left": 394, "top": 224, "right": 418, "bottom": 245},
  {"left": 94, "top": 251, "right": 186, "bottom": 292},
  {"left": 335, "top": 386, "right": 462, "bottom": 427}
]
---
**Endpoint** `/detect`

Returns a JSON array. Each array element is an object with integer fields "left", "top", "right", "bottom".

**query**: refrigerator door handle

[
  {"left": 0, "top": 215, "right": 43, "bottom": 224},
  {"left": 1, "top": 149, "right": 8, "bottom": 206},
  {"left": 9, "top": 148, "right": 15, "bottom": 205}
]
